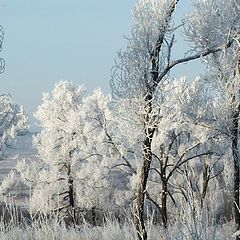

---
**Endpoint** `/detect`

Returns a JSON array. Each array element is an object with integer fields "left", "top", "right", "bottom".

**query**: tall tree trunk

[
  {"left": 233, "top": 47, "right": 240, "bottom": 240},
  {"left": 67, "top": 165, "right": 76, "bottom": 224},
  {"left": 133, "top": 134, "right": 153, "bottom": 240},
  {"left": 160, "top": 179, "right": 168, "bottom": 228},
  {"left": 92, "top": 206, "right": 96, "bottom": 226},
  {"left": 201, "top": 163, "right": 210, "bottom": 207},
  {"left": 132, "top": 2, "right": 179, "bottom": 237},
  {"left": 232, "top": 107, "right": 240, "bottom": 239}
]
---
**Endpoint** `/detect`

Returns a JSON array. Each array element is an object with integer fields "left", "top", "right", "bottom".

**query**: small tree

[
  {"left": 17, "top": 81, "right": 118, "bottom": 222},
  {"left": 0, "top": 94, "right": 28, "bottom": 158},
  {"left": 0, "top": 94, "right": 28, "bottom": 201}
]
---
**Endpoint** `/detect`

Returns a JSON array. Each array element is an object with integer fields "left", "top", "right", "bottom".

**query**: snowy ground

[{"left": 0, "top": 132, "right": 39, "bottom": 206}]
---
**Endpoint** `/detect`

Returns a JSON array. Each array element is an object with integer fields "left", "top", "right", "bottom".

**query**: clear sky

[{"left": 0, "top": 0, "right": 202, "bottom": 129}]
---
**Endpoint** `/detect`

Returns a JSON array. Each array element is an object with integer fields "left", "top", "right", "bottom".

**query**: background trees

[
  {"left": 184, "top": 0, "right": 240, "bottom": 234},
  {"left": 0, "top": 94, "right": 28, "bottom": 158},
  {"left": 0, "top": 23, "right": 29, "bottom": 204}
]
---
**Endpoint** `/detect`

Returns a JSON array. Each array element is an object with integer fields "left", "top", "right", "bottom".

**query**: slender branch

[
  {"left": 52, "top": 204, "right": 71, "bottom": 212},
  {"left": 166, "top": 151, "right": 213, "bottom": 182},
  {"left": 146, "top": 191, "right": 161, "bottom": 213},
  {"left": 149, "top": 167, "right": 162, "bottom": 177},
  {"left": 154, "top": 38, "right": 235, "bottom": 89},
  {"left": 168, "top": 190, "right": 177, "bottom": 207},
  {"left": 209, "top": 168, "right": 224, "bottom": 181},
  {"left": 164, "top": 131, "right": 184, "bottom": 168}
]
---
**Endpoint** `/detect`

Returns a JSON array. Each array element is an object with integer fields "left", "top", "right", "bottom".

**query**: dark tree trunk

[
  {"left": 132, "top": 2, "right": 179, "bottom": 238},
  {"left": 201, "top": 164, "right": 210, "bottom": 207},
  {"left": 232, "top": 109, "right": 240, "bottom": 238},
  {"left": 67, "top": 165, "right": 76, "bottom": 224},
  {"left": 92, "top": 206, "right": 96, "bottom": 226},
  {"left": 232, "top": 51, "right": 240, "bottom": 240},
  {"left": 160, "top": 180, "right": 168, "bottom": 228},
  {"left": 133, "top": 133, "right": 153, "bottom": 240}
]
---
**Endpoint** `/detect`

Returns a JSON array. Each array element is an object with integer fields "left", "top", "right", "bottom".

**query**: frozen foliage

[
  {"left": 111, "top": 0, "right": 179, "bottom": 98},
  {"left": 184, "top": 0, "right": 240, "bottom": 134},
  {"left": 184, "top": 0, "right": 240, "bottom": 51},
  {"left": 0, "top": 94, "right": 28, "bottom": 202},
  {"left": 185, "top": 0, "right": 240, "bottom": 234},
  {"left": 0, "top": 94, "right": 28, "bottom": 157},
  {"left": 113, "top": 77, "right": 225, "bottom": 218},
  {"left": 0, "top": 170, "right": 16, "bottom": 202},
  {"left": 17, "top": 81, "right": 122, "bottom": 214}
]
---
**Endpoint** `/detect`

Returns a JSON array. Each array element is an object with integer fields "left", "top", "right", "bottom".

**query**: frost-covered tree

[
  {"left": 0, "top": 170, "right": 16, "bottom": 202},
  {"left": 110, "top": 0, "right": 235, "bottom": 239},
  {"left": 184, "top": 0, "right": 240, "bottom": 234},
  {"left": 0, "top": 94, "right": 28, "bottom": 202},
  {"left": 17, "top": 81, "right": 124, "bottom": 222},
  {"left": 0, "top": 94, "right": 28, "bottom": 158},
  {"left": 114, "top": 77, "right": 223, "bottom": 227},
  {"left": 18, "top": 81, "right": 85, "bottom": 218}
]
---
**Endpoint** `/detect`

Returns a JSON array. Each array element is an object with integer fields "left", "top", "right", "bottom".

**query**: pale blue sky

[{"left": 0, "top": 0, "right": 202, "bottom": 129}]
